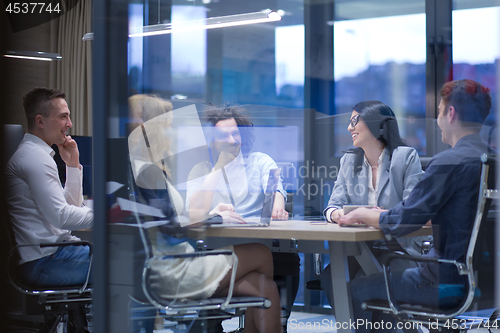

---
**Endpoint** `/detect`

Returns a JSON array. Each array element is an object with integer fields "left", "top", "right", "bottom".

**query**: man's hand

[
  {"left": 338, "top": 207, "right": 384, "bottom": 228},
  {"left": 272, "top": 207, "right": 289, "bottom": 221},
  {"left": 213, "top": 151, "right": 236, "bottom": 171},
  {"left": 210, "top": 203, "right": 234, "bottom": 215},
  {"left": 209, "top": 203, "right": 246, "bottom": 224},
  {"left": 57, "top": 135, "right": 80, "bottom": 169}
]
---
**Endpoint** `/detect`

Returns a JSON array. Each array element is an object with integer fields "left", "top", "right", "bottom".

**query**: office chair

[
  {"left": 362, "top": 154, "right": 498, "bottom": 331},
  {"left": 6, "top": 237, "right": 93, "bottom": 333},
  {"left": 126, "top": 191, "right": 272, "bottom": 332}
]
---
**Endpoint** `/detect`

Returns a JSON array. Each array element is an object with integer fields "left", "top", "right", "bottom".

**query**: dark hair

[
  {"left": 205, "top": 104, "right": 255, "bottom": 155},
  {"left": 23, "top": 87, "right": 66, "bottom": 131},
  {"left": 348, "top": 100, "right": 407, "bottom": 172},
  {"left": 440, "top": 79, "right": 491, "bottom": 126}
]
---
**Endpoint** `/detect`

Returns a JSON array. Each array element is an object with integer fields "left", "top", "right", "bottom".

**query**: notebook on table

[{"left": 210, "top": 168, "right": 280, "bottom": 228}]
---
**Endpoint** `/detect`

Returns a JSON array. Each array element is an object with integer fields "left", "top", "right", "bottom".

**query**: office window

[
  {"left": 276, "top": 25, "right": 305, "bottom": 108},
  {"left": 333, "top": 0, "right": 427, "bottom": 155},
  {"left": 452, "top": 1, "right": 499, "bottom": 146},
  {"left": 171, "top": 5, "right": 207, "bottom": 100}
]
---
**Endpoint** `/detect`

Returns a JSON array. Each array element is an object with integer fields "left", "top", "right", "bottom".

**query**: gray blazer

[
  {"left": 324, "top": 146, "right": 424, "bottom": 212},
  {"left": 324, "top": 146, "right": 428, "bottom": 255}
]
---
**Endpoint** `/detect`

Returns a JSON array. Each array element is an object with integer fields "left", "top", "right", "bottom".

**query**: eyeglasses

[{"left": 349, "top": 114, "right": 360, "bottom": 128}]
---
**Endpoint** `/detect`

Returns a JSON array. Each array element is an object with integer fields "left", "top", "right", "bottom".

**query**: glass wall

[{"left": 88, "top": 0, "right": 500, "bottom": 331}]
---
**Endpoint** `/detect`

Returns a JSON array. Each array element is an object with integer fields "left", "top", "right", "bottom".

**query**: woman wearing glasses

[{"left": 320, "top": 100, "right": 427, "bottom": 307}]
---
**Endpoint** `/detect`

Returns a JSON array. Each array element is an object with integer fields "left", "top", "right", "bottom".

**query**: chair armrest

[
  {"left": 159, "top": 249, "right": 233, "bottom": 260},
  {"left": 39, "top": 240, "right": 93, "bottom": 255}
]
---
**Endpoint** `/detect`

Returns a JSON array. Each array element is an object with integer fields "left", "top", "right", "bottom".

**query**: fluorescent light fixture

[
  {"left": 82, "top": 10, "right": 281, "bottom": 40},
  {"left": 4, "top": 50, "right": 62, "bottom": 61},
  {"left": 130, "top": 11, "right": 281, "bottom": 37}
]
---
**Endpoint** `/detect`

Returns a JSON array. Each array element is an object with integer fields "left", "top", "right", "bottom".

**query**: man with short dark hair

[
  {"left": 6, "top": 87, "right": 93, "bottom": 287},
  {"left": 339, "top": 79, "right": 492, "bottom": 332}
]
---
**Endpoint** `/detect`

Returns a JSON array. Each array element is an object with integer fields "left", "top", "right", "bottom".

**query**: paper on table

[
  {"left": 117, "top": 197, "right": 166, "bottom": 218},
  {"left": 106, "top": 181, "right": 125, "bottom": 195}
]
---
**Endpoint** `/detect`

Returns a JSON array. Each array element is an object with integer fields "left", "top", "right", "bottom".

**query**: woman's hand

[
  {"left": 330, "top": 209, "right": 344, "bottom": 223},
  {"left": 338, "top": 207, "right": 382, "bottom": 228}
]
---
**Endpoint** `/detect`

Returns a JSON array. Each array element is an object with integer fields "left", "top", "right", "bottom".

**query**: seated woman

[
  {"left": 320, "top": 100, "right": 427, "bottom": 307},
  {"left": 128, "top": 95, "right": 282, "bottom": 333}
]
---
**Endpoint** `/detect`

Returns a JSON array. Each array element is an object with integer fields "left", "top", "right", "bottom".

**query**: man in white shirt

[{"left": 6, "top": 87, "right": 93, "bottom": 287}]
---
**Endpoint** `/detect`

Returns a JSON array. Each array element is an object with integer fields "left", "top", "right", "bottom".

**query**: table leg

[
  {"left": 355, "top": 242, "right": 382, "bottom": 275},
  {"left": 329, "top": 241, "right": 354, "bottom": 333}
]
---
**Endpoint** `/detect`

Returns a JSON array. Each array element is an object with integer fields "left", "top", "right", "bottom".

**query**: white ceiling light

[
  {"left": 4, "top": 50, "right": 62, "bottom": 61},
  {"left": 83, "top": 10, "right": 281, "bottom": 40}
]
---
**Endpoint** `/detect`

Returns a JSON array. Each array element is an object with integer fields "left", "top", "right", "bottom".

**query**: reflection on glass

[
  {"left": 276, "top": 25, "right": 305, "bottom": 107},
  {"left": 452, "top": 2, "right": 499, "bottom": 133},
  {"left": 333, "top": 2, "right": 426, "bottom": 155},
  {"left": 171, "top": 6, "right": 207, "bottom": 100}
]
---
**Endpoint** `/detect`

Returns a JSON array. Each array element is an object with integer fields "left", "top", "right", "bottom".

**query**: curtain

[{"left": 56, "top": 0, "right": 92, "bottom": 136}]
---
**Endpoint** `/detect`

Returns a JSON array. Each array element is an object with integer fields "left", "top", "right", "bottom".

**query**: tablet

[
  {"left": 343, "top": 205, "right": 374, "bottom": 214},
  {"left": 339, "top": 222, "right": 368, "bottom": 228}
]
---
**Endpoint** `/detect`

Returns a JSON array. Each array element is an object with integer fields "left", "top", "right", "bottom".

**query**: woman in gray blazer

[
  {"left": 320, "top": 100, "right": 428, "bottom": 308},
  {"left": 324, "top": 101, "right": 424, "bottom": 222}
]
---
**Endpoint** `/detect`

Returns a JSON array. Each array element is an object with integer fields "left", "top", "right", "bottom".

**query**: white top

[
  {"left": 5, "top": 133, "right": 93, "bottom": 264},
  {"left": 364, "top": 148, "right": 385, "bottom": 206}
]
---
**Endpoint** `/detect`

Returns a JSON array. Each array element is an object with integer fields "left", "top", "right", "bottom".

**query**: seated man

[
  {"left": 186, "top": 104, "right": 299, "bottom": 332},
  {"left": 187, "top": 104, "right": 288, "bottom": 222},
  {"left": 5, "top": 87, "right": 93, "bottom": 287},
  {"left": 339, "top": 79, "right": 492, "bottom": 332}
]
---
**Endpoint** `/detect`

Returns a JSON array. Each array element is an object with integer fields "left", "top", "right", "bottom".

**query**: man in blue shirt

[{"left": 339, "top": 79, "right": 492, "bottom": 332}]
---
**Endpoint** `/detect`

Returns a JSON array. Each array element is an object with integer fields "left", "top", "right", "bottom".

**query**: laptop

[{"left": 210, "top": 168, "right": 280, "bottom": 227}]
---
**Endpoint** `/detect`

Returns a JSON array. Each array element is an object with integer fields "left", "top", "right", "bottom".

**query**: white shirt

[
  {"left": 5, "top": 133, "right": 93, "bottom": 264},
  {"left": 186, "top": 151, "right": 286, "bottom": 217}
]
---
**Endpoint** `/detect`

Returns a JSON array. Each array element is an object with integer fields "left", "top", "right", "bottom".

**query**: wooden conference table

[{"left": 189, "top": 220, "right": 431, "bottom": 333}]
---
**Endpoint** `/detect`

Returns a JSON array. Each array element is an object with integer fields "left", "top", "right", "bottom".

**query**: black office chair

[
  {"left": 6, "top": 238, "right": 93, "bottom": 333},
  {"left": 362, "top": 154, "right": 498, "bottom": 331}
]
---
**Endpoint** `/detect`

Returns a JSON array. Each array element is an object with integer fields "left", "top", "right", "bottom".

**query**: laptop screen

[{"left": 259, "top": 168, "right": 281, "bottom": 223}]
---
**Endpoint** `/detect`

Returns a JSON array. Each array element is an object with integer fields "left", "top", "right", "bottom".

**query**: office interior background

[{"left": 1, "top": 0, "right": 499, "bottom": 332}]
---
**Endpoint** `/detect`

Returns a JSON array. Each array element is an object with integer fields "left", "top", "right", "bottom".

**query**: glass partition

[{"left": 91, "top": 0, "right": 500, "bottom": 331}]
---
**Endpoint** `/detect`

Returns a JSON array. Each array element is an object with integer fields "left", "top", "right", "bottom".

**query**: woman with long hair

[
  {"left": 325, "top": 100, "right": 422, "bottom": 222},
  {"left": 320, "top": 100, "right": 427, "bottom": 308}
]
